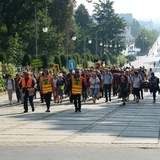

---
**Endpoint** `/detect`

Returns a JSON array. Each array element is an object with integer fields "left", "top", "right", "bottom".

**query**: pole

[
  {"left": 95, "top": 31, "right": 98, "bottom": 55},
  {"left": 143, "top": 37, "right": 144, "bottom": 55},
  {"left": 66, "top": 23, "right": 69, "bottom": 70},
  {"left": 84, "top": 31, "right": 86, "bottom": 54},
  {"left": 35, "top": 6, "right": 38, "bottom": 59}
]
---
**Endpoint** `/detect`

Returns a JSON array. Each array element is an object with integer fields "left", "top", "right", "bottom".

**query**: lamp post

[
  {"left": 88, "top": 35, "right": 102, "bottom": 55},
  {"left": 35, "top": 6, "right": 38, "bottom": 59},
  {"left": 66, "top": 33, "right": 76, "bottom": 70},
  {"left": 114, "top": 43, "right": 120, "bottom": 56},
  {"left": 35, "top": 6, "right": 48, "bottom": 59}
]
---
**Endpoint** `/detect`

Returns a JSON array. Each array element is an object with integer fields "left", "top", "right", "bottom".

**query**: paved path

[{"left": 1, "top": 45, "right": 160, "bottom": 148}]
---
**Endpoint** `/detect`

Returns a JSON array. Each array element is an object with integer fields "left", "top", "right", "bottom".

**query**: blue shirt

[{"left": 102, "top": 73, "right": 113, "bottom": 84}]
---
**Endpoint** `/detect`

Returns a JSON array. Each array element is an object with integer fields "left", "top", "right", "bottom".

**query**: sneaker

[
  {"left": 45, "top": 109, "right": 50, "bottom": 112},
  {"left": 32, "top": 108, "right": 35, "bottom": 112},
  {"left": 23, "top": 110, "right": 28, "bottom": 113}
]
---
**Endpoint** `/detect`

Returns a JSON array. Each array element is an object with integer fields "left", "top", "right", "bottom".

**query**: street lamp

[
  {"left": 114, "top": 43, "right": 120, "bottom": 56},
  {"left": 35, "top": 6, "right": 48, "bottom": 59},
  {"left": 42, "top": 27, "right": 48, "bottom": 33},
  {"left": 88, "top": 35, "right": 103, "bottom": 56},
  {"left": 66, "top": 35, "right": 76, "bottom": 70}
]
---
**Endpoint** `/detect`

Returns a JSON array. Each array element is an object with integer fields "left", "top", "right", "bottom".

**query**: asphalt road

[{"left": 1, "top": 146, "right": 160, "bottom": 160}]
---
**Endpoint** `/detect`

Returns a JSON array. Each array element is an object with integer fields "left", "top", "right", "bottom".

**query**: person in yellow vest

[
  {"left": 40, "top": 69, "right": 53, "bottom": 112},
  {"left": 70, "top": 69, "right": 84, "bottom": 112},
  {"left": 19, "top": 71, "right": 36, "bottom": 113}
]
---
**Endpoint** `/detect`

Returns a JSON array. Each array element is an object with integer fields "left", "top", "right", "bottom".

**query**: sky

[{"left": 76, "top": 0, "right": 160, "bottom": 20}]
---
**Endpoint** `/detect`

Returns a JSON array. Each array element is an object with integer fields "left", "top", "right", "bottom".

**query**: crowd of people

[{"left": 5, "top": 65, "right": 160, "bottom": 113}]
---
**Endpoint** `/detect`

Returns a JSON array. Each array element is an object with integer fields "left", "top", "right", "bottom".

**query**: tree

[
  {"left": 54, "top": 55, "right": 61, "bottom": 68},
  {"left": 60, "top": 54, "right": 67, "bottom": 67},
  {"left": 93, "top": 0, "right": 126, "bottom": 57},
  {"left": 75, "top": 4, "right": 90, "bottom": 29},
  {"left": 41, "top": 55, "right": 48, "bottom": 69},
  {"left": 135, "top": 29, "right": 159, "bottom": 55},
  {"left": 22, "top": 54, "right": 31, "bottom": 67},
  {"left": 74, "top": 4, "right": 95, "bottom": 55},
  {"left": 131, "top": 19, "right": 141, "bottom": 38}
]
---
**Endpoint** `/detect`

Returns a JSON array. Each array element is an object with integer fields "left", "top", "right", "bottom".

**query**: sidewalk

[{"left": 0, "top": 86, "right": 160, "bottom": 148}]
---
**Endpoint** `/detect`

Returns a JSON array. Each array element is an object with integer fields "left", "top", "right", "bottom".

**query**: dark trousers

[
  {"left": 104, "top": 84, "right": 112, "bottom": 101},
  {"left": 152, "top": 88, "right": 157, "bottom": 101},
  {"left": 44, "top": 92, "right": 52, "bottom": 110},
  {"left": 40, "top": 91, "right": 44, "bottom": 102},
  {"left": 70, "top": 93, "right": 73, "bottom": 103},
  {"left": 16, "top": 89, "right": 21, "bottom": 102},
  {"left": 133, "top": 88, "right": 140, "bottom": 98},
  {"left": 23, "top": 95, "right": 34, "bottom": 111},
  {"left": 73, "top": 94, "right": 81, "bottom": 111},
  {"left": 82, "top": 85, "right": 87, "bottom": 100},
  {"left": 139, "top": 88, "right": 143, "bottom": 99}
]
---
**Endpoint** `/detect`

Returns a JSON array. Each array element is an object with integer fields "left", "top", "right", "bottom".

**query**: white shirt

[
  {"left": 132, "top": 76, "right": 141, "bottom": 88},
  {"left": 89, "top": 77, "right": 100, "bottom": 89},
  {"left": 7, "top": 79, "right": 13, "bottom": 90},
  {"left": 52, "top": 79, "right": 58, "bottom": 88},
  {"left": 148, "top": 70, "right": 153, "bottom": 79}
]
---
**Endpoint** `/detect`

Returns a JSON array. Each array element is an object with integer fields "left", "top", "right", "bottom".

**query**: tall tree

[
  {"left": 131, "top": 19, "right": 141, "bottom": 38},
  {"left": 93, "top": 0, "right": 126, "bottom": 57}
]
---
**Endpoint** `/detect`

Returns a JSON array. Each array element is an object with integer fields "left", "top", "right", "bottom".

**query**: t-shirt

[
  {"left": 7, "top": 79, "right": 14, "bottom": 90},
  {"left": 133, "top": 76, "right": 141, "bottom": 88},
  {"left": 89, "top": 77, "right": 100, "bottom": 89}
]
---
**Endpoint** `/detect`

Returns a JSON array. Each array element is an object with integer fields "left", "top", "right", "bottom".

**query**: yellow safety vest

[
  {"left": 40, "top": 75, "right": 52, "bottom": 94},
  {"left": 71, "top": 76, "right": 83, "bottom": 95}
]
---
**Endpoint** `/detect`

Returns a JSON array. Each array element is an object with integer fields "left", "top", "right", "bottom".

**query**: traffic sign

[
  {"left": 32, "top": 59, "right": 43, "bottom": 69},
  {"left": 17, "top": 65, "right": 22, "bottom": 72},
  {"left": 68, "top": 60, "right": 76, "bottom": 70}
]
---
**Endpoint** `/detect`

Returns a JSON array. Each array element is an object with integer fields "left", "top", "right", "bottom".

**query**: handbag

[{"left": 29, "top": 91, "right": 35, "bottom": 96}]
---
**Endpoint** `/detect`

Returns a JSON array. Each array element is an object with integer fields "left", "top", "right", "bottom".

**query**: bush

[
  {"left": 125, "top": 55, "right": 136, "bottom": 62},
  {"left": 0, "top": 62, "right": 17, "bottom": 92}
]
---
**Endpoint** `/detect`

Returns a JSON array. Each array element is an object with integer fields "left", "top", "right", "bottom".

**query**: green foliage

[
  {"left": 60, "top": 54, "right": 67, "bottom": 67},
  {"left": 74, "top": 53, "right": 81, "bottom": 64},
  {"left": 131, "top": 19, "right": 141, "bottom": 38},
  {"left": 117, "top": 55, "right": 127, "bottom": 65},
  {"left": 75, "top": 4, "right": 90, "bottom": 29},
  {"left": 0, "top": 51, "right": 7, "bottom": 62},
  {"left": 125, "top": 55, "right": 136, "bottom": 62},
  {"left": 0, "top": 62, "right": 5, "bottom": 92},
  {"left": 135, "top": 29, "right": 159, "bottom": 55},
  {"left": 1, "top": 0, "right": 156, "bottom": 74},
  {"left": 41, "top": 55, "right": 48, "bottom": 69},
  {"left": 22, "top": 54, "right": 31, "bottom": 66},
  {"left": 0, "top": 62, "right": 17, "bottom": 92},
  {"left": 54, "top": 55, "right": 61, "bottom": 68}
]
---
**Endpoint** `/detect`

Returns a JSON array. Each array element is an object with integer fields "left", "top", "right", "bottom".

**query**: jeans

[
  {"left": 90, "top": 88, "right": 99, "bottom": 99},
  {"left": 16, "top": 89, "right": 21, "bottom": 102}
]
